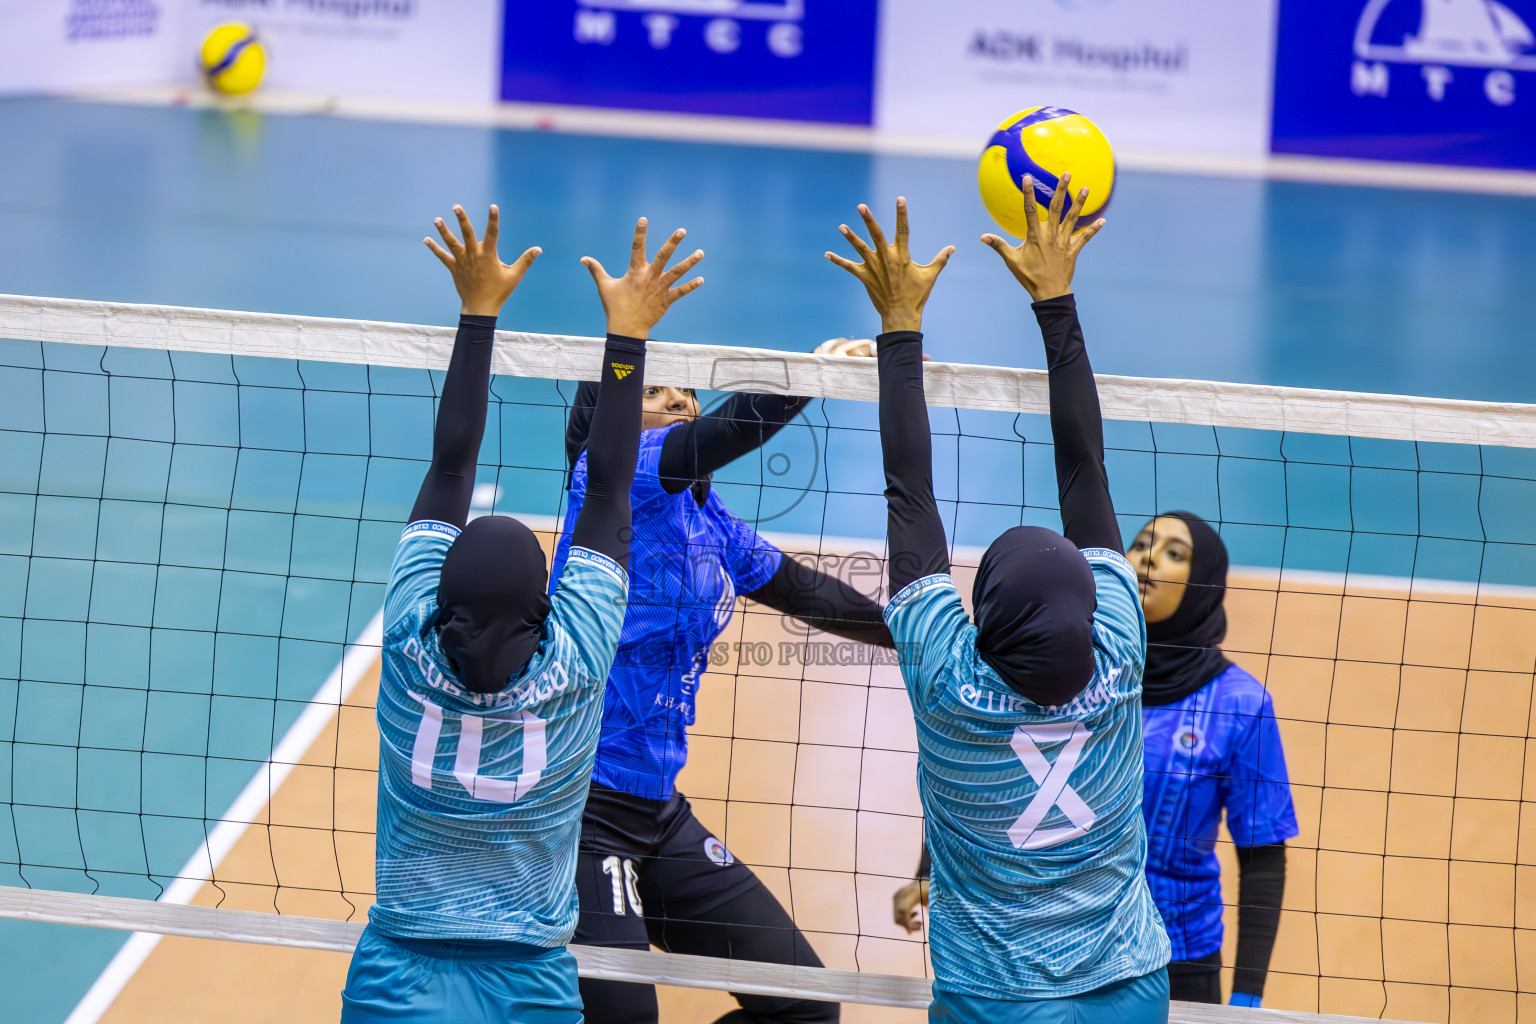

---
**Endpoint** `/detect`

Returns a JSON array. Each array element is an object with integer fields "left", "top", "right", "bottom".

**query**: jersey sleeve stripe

[
  {"left": 403, "top": 520, "right": 463, "bottom": 540},
  {"left": 566, "top": 545, "right": 629, "bottom": 588}
]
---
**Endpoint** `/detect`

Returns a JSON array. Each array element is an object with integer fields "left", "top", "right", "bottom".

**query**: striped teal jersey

[
  {"left": 371, "top": 520, "right": 628, "bottom": 944},
  {"left": 885, "top": 548, "right": 1170, "bottom": 999}
]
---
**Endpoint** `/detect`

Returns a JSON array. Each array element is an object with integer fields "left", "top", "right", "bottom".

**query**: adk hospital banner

[{"left": 0, "top": 1, "right": 1531, "bottom": 171}]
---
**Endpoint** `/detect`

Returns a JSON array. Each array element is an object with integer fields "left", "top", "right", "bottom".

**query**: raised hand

[
  {"left": 826, "top": 198, "right": 955, "bottom": 334},
  {"left": 582, "top": 218, "right": 705, "bottom": 340},
  {"left": 981, "top": 172, "right": 1105, "bottom": 302},
  {"left": 425, "top": 204, "right": 541, "bottom": 317}
]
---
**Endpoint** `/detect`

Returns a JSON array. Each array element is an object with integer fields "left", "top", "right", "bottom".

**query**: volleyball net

[{"left": 1, "top": 294, "right": 1533, "bottom": 1024}]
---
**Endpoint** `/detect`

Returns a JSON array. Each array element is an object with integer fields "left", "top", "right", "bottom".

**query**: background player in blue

[
  {"left": 340, "top": 205, "right": 706, "bottom": 1023},
  {"left": 828, "top": 185, "right": 1169, "bottom": 1022},
  {"left": 553, "top": 302, "right": 893, "bottom": 1024},
  {"left": 1130, "top": 511, "right": 1298, "bottom": 1008}
]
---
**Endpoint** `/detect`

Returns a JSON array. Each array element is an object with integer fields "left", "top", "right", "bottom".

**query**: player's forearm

[
  {"left": 658, "top": 392, "right": 812, "bottom": 493},
  {"left": 564, "top": 379, "right": 601, "bottom": 471},
  {"left": 571, "top": 335, "right": 648, "bottom": 567},
  {"left": 1035, "top": 295, "right": 1121, "bottom": 552},
  {"left": 747, "top": 558, "right": 894, "bottom": 648},
  {"left": 1233, "top": 843, "right": 1287, "bottom": 999},
  {"left": 877, "top": 331, "right": 951, "bottom": 594},
  {"left": 408, "top": 314, "right": 496, "bottom": 527}
]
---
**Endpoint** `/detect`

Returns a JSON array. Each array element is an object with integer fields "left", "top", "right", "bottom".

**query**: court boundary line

[
  {"left": 55, "top": 611, "right": 385, "bottom": 1024},
  {"left": 0, "top": 886, "right": 1421, "bottom": 1023},
  {"left": 5, "top": 293, "right": 1536, "bottom": 448},
  {"left": 58, "top": 84, "right": 1536, "bottom": 198}
]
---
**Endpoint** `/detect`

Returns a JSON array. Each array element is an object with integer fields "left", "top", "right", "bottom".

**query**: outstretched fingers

[
  {"left": 895, "top": 197, "right": 911, "bottom": 261},
  {"left": 669, "top": 276, "right": 705, "bottom": 302},
  {"left": 662, "top": 248, "right": 705, "bottom": 287},
  {"left": 1068, "top": 218, "right": 1107, "bottom": 255},
  {"left": 1061, "top": 180, "right": 1089, "bottom": 236},
  {"left": 857, "top": 204, "right": 890, "bottom": 255},
  {"left": 483, "top": 204, "right": 500, "bottom": 251},
  {"left": 580, "top": 255, "right": 611, "bottom": 285},
  {"left": 629, "top": 217, "right": 649, "bottom": 271},
  {"left": 424, "top": 236, "right": 455, "bottom": 269},
  {"left": 434, "top": 216, "right": 465, "bottom": 257},
  {"left": 1020, "top": 176, "right": 1041, "bottom": 245},
  {"left": 453, "top": 204, "right": 478, "bottom": 250},
  {"left": 510, "top": 245, "right": 542, "bottom": 275},
  {"left": 1046, "top": 173, "right": 1069, "bottom": 228},
  {"left": 839, "top": 224, "right": 876, "bottom": 263},
  {"left": 650, "top": 228, "right": 687, "bottom": 276},
  {"left": 825, "top": 250, "right": 866, "bottom": 278},
  {"left": 925, "top": 245, "right": 956, "bottom": 272}
]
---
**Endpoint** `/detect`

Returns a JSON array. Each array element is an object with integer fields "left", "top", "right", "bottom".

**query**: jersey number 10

[{"left": 408, "top": 692, "right": 547, "bottom": 803}]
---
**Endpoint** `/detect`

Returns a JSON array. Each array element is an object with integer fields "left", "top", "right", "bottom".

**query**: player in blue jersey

[
  {"left": 1130, "top": 511, "right": 1297, "bottom": 1007},
  {"left": 554, "top": 332, "right": 894, "bottom": 1024},
  {"left": 340, "top": 205, "right": 706, "bottom": 1023},
  {"left": 828, "top": 183, "right": 1170, "bottom": 1022}
]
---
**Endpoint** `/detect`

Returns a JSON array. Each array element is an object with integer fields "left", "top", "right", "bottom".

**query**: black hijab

[
  {"left": 1141, "top": 511, "right": 1233, "bottom": 707},
  {"left": 973, "top": 525, "right": 1098, "bottom": 707},
  {"left": 435, "top": 515, "right": 551, "bottom": 694}
]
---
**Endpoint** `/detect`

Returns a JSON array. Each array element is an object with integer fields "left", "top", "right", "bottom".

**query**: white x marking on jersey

[{"left": 1007, "top": 721, "right": 1096, "bottom": 850}]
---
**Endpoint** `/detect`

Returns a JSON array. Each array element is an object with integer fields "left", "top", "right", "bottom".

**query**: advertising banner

[
  {"left": 185, "top": 1, "right": 503, "bottom": 103},
  {"left": 499, "top": 1, "right": 880, "bottom": 125},
  {"left": 0, "top": 0, "right": 180, "bottom": 95},
  {"left": 1271, "top": 0, "right": 1536, "bottom": 169},
  {"left": 875, "top": 0, "right": 1281, "bottom": 158}
]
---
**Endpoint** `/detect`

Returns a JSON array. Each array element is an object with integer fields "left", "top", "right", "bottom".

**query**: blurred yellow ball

[{"left": 200, "top": 23, "right": 265, "bottom": 96}]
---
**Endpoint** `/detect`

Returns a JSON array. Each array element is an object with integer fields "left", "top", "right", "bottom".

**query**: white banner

[
  {"left": 875, "top": 0, "right": 1279, "bottom": 157},
  {"left": 0, "top": 0, "right": 502, "bottom": 103},
  {"left": 183, "top": 0, "right": 502, "bottom": 103},
  {"left": 0, "top": 1, "right": 181, "bottom": 95}
]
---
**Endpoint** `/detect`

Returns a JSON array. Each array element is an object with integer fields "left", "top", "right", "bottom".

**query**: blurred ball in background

[{"left": 200, "top": 23, "right": 266, "bottom": 96}]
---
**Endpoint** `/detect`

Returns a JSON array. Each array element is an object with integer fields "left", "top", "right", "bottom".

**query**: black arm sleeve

[
  {"left": 1034, "top": 295, "right": 1122, "bottom": 552},
  {"left": 409, "top": 314, "right": 498, "bottom": 528},
  {"left": 657, "top": 392, "right": 812, "bottom": 494},
  {"left": 745, "top": 556, "right": 894, "bottom": 648},
  {"left": 569, "top": 335, "right": 648, "bottom": 568},
  {"left": 1232, "top": 843, "right": 1287, "bottom": 999},
  {"left": 877, "top": 331, "right": 950, "bottom": 594},
  {"left": 916, "top": 843, "right": 930, "bottom": 881}
]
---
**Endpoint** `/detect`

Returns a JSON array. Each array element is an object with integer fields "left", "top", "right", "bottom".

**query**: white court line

[
  {"left": 61, "top": 84, "right": 1536, "bottom": 198},
  {"left": 61, "top": 610, "right": 385, "bottom": 1024}
]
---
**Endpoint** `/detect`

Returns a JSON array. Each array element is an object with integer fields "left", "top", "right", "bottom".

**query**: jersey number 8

[{"left": 408, "top": 692, "right": 547, "bottom": 803}]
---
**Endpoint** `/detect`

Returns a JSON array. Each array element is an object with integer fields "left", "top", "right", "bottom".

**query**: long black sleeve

[
  {"left": 915, "top": 843, "right": 930, "bottom": 881},
  {"left": 1034, "top": 295, "right": 1122, "bottom": 553},
  {"left": 1233, "top": 843, "right": 1287, "bottom": 999},
  {"left": 657, "top": 392, "right": 811, "bottom": 493},
  {"left": 746, "top": 556, "right": 894, "bottom": 648},
  {"left": 570, "top": 335, "right": 647, "bottom": 568},
  {"left": 409, "top": 314, "right": 498, "bottom": 528},
  {"left": 876, "top": 331, "right": 950, "bottom": 594}
]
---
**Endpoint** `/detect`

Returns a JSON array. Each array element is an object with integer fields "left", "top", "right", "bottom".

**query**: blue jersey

[
  {"left": 551, "top": 425, "right": 780, "bottom": 799},
  {"left": 885, "top": 549, "right": 1170, "bottom": 1000},
  {"left": 372, "top": 520, "right": 628, "bottom": 944},
  {"left": 1141, "top": 663, "right": 1298, "bottom": 961}
]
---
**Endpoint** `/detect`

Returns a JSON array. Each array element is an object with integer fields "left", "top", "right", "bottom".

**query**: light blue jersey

[
  {"left": 886, "top": 548, "right": 1170, "bottom": 1000},
  {"left": 371, "top": 520, "right": 628, "bottom": 945}
]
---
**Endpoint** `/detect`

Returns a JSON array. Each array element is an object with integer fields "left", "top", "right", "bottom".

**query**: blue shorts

[
  {"left": 931, "top": 968, "right": 1169, "bottom": 1024},
  {"left": 341, "top": 925, "right": 583, "bottom": 1024}
]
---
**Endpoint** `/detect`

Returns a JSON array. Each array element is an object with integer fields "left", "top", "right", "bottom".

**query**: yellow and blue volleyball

[
  {"left": 200, "top": 23, "right": 265, "bottom": 96},
  {"left": 979, "top": 107, "right": 1115, "bottom": 239}
]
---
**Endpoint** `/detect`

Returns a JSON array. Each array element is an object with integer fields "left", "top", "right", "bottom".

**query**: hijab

[
  {"left": 1141, "top": 511, "right": 1233, "bottom": 707},
  {"left": 435, "top": 515, "right": 551, "bottom": 694},
  {"left": 972, "top": 525, "right": 1098, "bottom": 707}
]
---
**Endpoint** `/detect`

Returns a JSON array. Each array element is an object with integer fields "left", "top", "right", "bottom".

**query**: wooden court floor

[{"left": 86, "top": 538, "right": 1536, "bottom": 1024}]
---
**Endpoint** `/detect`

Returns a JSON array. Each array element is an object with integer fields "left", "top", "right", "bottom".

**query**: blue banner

[
  {"left": 500, "top": 1, "right": 878, "bottom": 125},
  {"left": 1271, "top": 0, "right": 1536, "bottom": 169}
]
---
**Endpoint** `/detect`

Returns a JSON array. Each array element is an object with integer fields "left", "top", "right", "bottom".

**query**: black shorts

[{"left": 573, "top": 783, "right": 837, "bottom": 1024}]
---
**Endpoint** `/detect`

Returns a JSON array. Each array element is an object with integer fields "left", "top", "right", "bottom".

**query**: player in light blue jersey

[
  {"left": 341, "top": 205, "right": 706, "bottom": 1023},
  {"left": 827, "top": 183, "right": 1170, "bottom": 1022}
]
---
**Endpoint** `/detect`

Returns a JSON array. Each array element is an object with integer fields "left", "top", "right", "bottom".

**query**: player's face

[
  {"left": 1127, "top": 516, "right": 1193, "bottom": 623},
  {"left": 641, "top": 386, "right": 699, "bottom": 431}
]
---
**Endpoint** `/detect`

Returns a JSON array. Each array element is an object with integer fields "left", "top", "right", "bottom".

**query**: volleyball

[
  {"left": 200, "top": 23, "right": 265, "bottom": 96},
  {"left": 978, "top": 107, "right": 1115, "bottom": 239}
]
